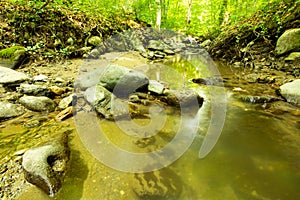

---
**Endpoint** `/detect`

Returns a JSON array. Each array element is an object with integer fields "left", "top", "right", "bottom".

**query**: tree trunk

[
  {"left": 162, "top": 0, "right": 169, "bottom": 26},
  {"left": 218, "top": 0, "right": 228, "bottom": 26},
  {"left": 186, "top": 0, "right": 193, "bottom": 27},
  {"left": 155, "top": 0, "right": 162, "bottom": 29}
]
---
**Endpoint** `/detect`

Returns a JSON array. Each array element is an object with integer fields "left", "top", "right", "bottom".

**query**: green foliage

[
  {"left": 208, "top": 0, "right": 299, "bottom": 59},
  {"left": 129, "top": 0, "right": 285, "bottom": 36},
  {"left": 1, "top": 0, "right": 138, "bottom": 61},
  {"left": 2, "top": 0, "right": 298, "bottom": 62}
]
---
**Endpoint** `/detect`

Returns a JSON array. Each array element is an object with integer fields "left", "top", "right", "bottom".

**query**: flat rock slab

[
  {"left": 279, "top": 79, "right": 300, "bottom": 107},
  {"left": 0, "top": 66, "right": 29, "bottom": 84},
  {"left": 0, "top": 101, "right": 25, "bottom": 119}
]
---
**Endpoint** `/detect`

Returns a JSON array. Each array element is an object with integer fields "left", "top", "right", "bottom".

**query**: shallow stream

[{"left": 1, "top": 55, "right": 300, "bottom": 200}]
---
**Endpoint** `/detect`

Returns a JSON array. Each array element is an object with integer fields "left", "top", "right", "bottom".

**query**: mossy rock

[
  {"left": 0, "top": 46, "right": 26, "bottom": 69},
  {"left": 275, "top": 28, "right": 300, "bottom": 56},
  {"left": 88, "top": 36, "right": 102, "bottom": 47}
]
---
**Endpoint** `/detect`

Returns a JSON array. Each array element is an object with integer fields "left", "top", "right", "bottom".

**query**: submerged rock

[
  {"left": 0, "top": 101, "right": 25, "bottom": 119},
  {"left": 132, "top": 168, "right": 183, "bottom": 200},
  {"left": 22, "top": 132, "right": 70, "bottom": 197},
  {"left": 275, "top": 28, "right": 300, "bottom": 56},
  {"left": 279, "top": 79, "right": 300, "bottom": 107},
  {"left": 19, "top": 96, "right": 55, "bottom": 112},
  {"left": 239, "top": 95, "right": 282, "bottom": 104},
  {"left": 192, "top": 77, "right": 223, "bottom": 86}
]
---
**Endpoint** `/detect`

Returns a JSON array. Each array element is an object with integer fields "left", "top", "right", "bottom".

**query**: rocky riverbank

[{"left": 0, "top": 28, "right": 300, "bottom": 199}]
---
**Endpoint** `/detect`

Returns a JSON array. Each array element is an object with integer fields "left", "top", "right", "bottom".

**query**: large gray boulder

[
  {"left": 0, "top": 101, "right": 25, "bottom": 119},
  {"left": 275, "top": 28, "right": 300, "bottom": 56},
  {"left": 0, "top": 66, "right": 29, "bottom": 84},
  {"left": 22, "top": 132, "right": 70, "bottom": 197},
  {"left": 279, "top": 79, "right": 300, "bottom": 106},
  {"left": 99, "top": 64, "right": 129, "bottom": 90},
  {"left": 99, "top": 64, "right": 149, "bottom": 97},
  {"left": 19, "top": 96, "right": 55, "bottom": 112}
]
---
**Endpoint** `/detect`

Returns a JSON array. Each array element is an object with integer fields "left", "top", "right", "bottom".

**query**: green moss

[{"left": 0, "top": 46, "right": 25, "bottom": 60}]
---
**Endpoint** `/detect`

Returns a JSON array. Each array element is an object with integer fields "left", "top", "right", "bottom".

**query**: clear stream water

[{"left": 1, "top": 56, "right": 300, "bottom": 200}]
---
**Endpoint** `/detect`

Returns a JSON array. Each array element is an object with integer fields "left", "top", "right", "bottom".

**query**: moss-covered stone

[
  {"left": 275, "top": 28, "right": 300, "bottom": 56},
  {"left": 285, "top": 52, "right": 300, "bottom": 61},
  {"left": 88, "top": 36, "right": 102, "bottom": 47},
  {"left": 0, "top": 46, "right": 24, "bottom": 59},
  {"left": 0, "top": 46, "right": 26, "bottom": 68}
]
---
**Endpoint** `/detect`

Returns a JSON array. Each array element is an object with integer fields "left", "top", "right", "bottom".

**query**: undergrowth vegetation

[
  {"left": 0, "top": 0, "right": 142, "bottom": 61},
  {"left": 0, "top": 0, "right": 299, "bottom": 63},
  {"left": 208, "top": 0, "right": 300, "bottom": 60}
]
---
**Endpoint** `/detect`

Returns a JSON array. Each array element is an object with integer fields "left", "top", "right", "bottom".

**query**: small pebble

[{"left": 33, "top": 74, "right": 49, "bottom": 82}]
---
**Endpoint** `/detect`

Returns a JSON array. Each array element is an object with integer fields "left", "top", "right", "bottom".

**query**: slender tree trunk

[
  {"left": 218, "top": 0, "right": 228, "bottom": 26},
  {"left": 186, "top": 0, "right": 193, "bottom": 27},
  {"left": 162, "top": 0, "right": 169, "bottom": 26},
  {"left": 149, "top": 0, "right": 154, "bottom": 25},
  {"left": 155, "top": 0, "right": 162, "bottom": 29}
]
